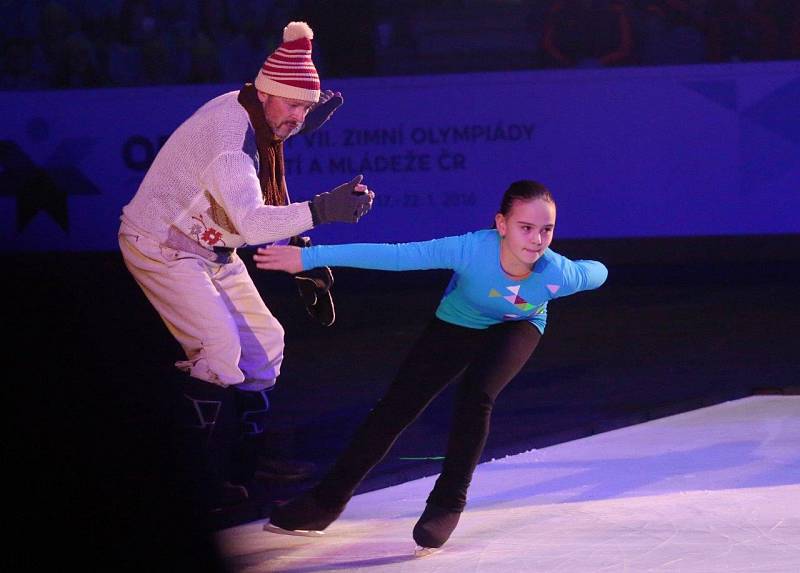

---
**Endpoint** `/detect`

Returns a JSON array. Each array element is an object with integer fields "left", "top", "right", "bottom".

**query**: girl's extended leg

[
  {"left": 268, "top": 319, "right": 483, "bottom": 532},
  {"left": 314, "top": 318, "right": 484, "bottom": 506},
  {"left": 414, "top": 320, "right": 541, "bottom": 548}
]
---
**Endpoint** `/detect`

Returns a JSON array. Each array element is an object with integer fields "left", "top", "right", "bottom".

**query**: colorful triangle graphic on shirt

[
  {"left": 489, "top": 288, "right": 502, "bottom": 297},
  {"left": 506, "top": 285, "right": 521, "bottom": 296},
  {"left": 547, "top": 284, "right": 560, "bottom": 294},
  {"left": 505, "top": 291, "right": 530, "bottom": 307},
  {"left": 516, "top": 302, "right": 535, "bottom": 311}
]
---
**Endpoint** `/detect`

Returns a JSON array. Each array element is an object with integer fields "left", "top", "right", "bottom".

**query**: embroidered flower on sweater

[
  {"left": 190, "top": 214, "right": 226, "bottom": 247},
  {"left": 202, "top": 228, "right": 223, "bottom": 245}
]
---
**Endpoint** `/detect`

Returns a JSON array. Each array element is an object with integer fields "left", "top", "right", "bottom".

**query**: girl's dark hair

[{"left": 497, "top": 180, "right": 555, "bottom": 217}]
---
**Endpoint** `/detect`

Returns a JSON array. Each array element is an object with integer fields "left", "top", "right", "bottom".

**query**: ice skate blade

[
  {"left": 414, "top": 546, "right": 441, "bottom": 558},
  {"left": 263, "top": 522, "right": 326, "bottom": 537}
]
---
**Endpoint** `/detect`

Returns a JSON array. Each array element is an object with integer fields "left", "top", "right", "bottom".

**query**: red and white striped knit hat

[{"left": 255, "top": 21, "right": 321, "bottom": 103}]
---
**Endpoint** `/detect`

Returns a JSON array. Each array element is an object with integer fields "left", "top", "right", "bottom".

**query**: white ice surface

[{"left": 217, "top": 395, "right": 800, "bottom": 572}]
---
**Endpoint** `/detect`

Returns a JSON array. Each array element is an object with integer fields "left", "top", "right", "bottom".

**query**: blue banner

[{"left": 1, "top": 61, "right": 798, "bottom": 252}]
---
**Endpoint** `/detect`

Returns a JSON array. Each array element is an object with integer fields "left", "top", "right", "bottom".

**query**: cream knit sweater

[{"left": 121, "top": 90, "right": 314, "bottom": 249}]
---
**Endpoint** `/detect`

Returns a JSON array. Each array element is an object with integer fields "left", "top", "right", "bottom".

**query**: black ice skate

[
  {"left": 412, "top": 503, "right": 462, "bottom": 556},
  {"left": 263, "top": 491, "right": 345, "bottom": 537}
]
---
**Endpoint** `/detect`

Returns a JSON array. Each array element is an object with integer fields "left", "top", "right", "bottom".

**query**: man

[{"left": 118, "top": 21, "right": 374, "bottom": 512}]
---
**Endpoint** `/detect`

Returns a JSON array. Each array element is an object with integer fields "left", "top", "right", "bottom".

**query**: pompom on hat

[{"left": 255, "top": 21, "right": 321, "bottom": 103}]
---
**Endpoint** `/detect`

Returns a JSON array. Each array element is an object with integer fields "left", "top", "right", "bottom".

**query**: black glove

[
  {"left": 310, "top": 174, "right": 373, "bottom": 225},
  {"left": 298, "top": 90, "right": 343, "bottom": 135},
  {"left": 289, "top": 236, "right": 335, "bottom": 327}
]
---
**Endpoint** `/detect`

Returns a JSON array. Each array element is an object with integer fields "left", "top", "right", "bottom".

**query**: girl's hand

[{"left": 254, "top": 245, "right": 304, "bottom": 274}]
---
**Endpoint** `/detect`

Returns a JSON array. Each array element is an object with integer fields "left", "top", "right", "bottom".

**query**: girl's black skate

[
  {"left": 264, "top": 491, "right": 344, "bottom": 537},
  {"left": 412, "top": 503, "right": 461, "bottom": 556}
]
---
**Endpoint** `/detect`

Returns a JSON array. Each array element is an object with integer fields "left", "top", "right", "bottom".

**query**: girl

[{"left": 253, "top": 180, "right": 607, "bottom": 553}]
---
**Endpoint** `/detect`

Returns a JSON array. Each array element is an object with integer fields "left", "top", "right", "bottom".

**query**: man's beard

[
  {"left": 271, "top": 121, "right": 301, "bottom": 140},
  {"left": 287, "top": 122, "right": 303, "bottom": 138}
]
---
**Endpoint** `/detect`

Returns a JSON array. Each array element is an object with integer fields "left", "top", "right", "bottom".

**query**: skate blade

[
  {"left": 263, "top": 522, "right": 326, "bottom": 537},
  {"left": 414, "top": 546, "right": 441, "bottom": 558}
]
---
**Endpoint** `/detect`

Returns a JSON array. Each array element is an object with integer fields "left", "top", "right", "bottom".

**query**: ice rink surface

[{"left": 217, "top": 396, "right": 800, "bottom": 572}]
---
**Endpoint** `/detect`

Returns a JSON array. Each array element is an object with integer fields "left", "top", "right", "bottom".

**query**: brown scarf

[{"left": 237, "top": 83, "right": 288, "bottom": 206}]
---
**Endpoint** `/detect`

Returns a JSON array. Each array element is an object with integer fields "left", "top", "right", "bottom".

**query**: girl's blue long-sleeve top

[{"left": 301, "top": 229, "right": 607, "bottom": 333}]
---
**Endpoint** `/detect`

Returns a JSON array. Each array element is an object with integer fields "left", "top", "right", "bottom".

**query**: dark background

[{"left": 3, "top": 0, "right": 799, "bottom": 90}]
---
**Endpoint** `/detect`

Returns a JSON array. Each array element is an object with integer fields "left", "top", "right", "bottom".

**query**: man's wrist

[{"left": 309, "top": 199, "right": 322, "bottom": 226}]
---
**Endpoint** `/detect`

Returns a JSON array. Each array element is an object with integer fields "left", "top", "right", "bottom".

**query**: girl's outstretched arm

[{"left": 257, "top": 234, "right": 472, "bottom": 274}]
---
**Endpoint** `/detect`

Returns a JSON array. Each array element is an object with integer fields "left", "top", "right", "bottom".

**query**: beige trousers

[{"left": 119, "top": 222, "right": 283, "bottom": 389}]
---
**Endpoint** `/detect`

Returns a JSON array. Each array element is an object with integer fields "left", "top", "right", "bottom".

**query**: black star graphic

[{"left": 0, "top": 139, "right": 100, "bottom": 233}]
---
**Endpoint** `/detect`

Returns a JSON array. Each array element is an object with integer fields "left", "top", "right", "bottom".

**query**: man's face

[{"left": 262, "top": 94, "right": 314, "bottom": 140}]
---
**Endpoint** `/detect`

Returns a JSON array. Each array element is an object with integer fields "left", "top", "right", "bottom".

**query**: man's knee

[
  {"left": 255, "top": 312, "right": 285, "bottom": 349},
  {"left": 262, "top": 320, "right": 286, "bottom": 371}
]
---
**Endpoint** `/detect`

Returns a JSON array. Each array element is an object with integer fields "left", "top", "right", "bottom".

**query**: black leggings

[{"left": 315, "top": 317, "right": 541, "bottom": 512}]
